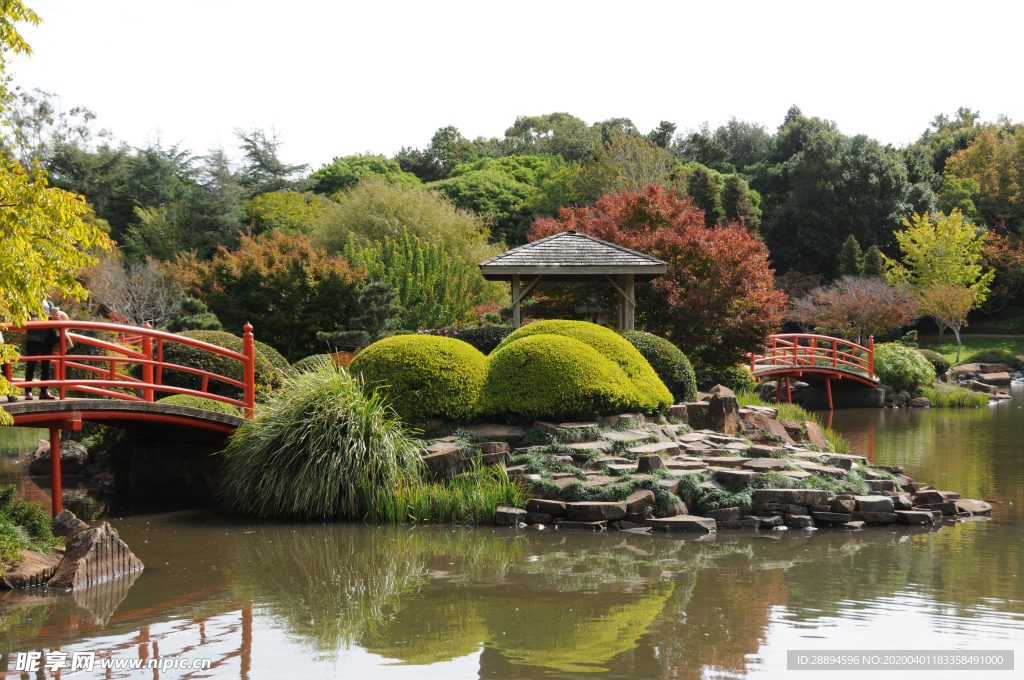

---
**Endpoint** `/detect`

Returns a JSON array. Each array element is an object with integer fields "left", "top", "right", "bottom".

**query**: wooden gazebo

[{"left": 478, "top": 231, "right": 667, "bottom": 330}]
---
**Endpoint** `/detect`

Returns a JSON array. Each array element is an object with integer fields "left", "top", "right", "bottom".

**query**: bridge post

[
  {"left": 825, "top": 377, "right": 833, "bottom": 410},
  {"left": 868, "top": 336, "right": 874, "bottom": 380},
  {"left": 243, "top": 323, "right": 255, "bottom": 418},
  {"left": 57, "top": 327, "right": 66, "bottom": 400},
  {"left": 49, "top": 427, "right": 62, "bottom": 517},
  {"left": 142, "top": 323, "right": 154, "bottom": 402}
]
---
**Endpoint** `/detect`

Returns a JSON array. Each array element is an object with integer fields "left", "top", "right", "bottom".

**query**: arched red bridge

[
  {"left": 748, "top": 333, "right": 878, "bottom": 409},
  {"left": 1, "top": 320, "right": 257, "bottom": 515}
]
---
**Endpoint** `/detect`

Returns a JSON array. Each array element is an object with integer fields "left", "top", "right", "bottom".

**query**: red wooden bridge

[
  {"left": 1, "top": 320, "right": 257, "bottom": 516},
  {"left": 748, "top": 333, "right": 877, "bottom": 409}
]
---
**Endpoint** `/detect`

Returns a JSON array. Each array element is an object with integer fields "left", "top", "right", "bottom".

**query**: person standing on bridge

[{"left": 23, "top": 299, "right": 58, "bottom": 400}]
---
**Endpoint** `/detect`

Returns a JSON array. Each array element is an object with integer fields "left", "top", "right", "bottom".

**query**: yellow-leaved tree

[
  {"left": 886, "top": 209, "right": 994, "bottom": 342},
  {"left": 0, "top": 2, "right": 111, "bottom": 421}
]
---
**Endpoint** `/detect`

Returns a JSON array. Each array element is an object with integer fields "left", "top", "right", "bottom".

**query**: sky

[{"left": 9, "top": 0, "right": 1023, "bottom": 170}]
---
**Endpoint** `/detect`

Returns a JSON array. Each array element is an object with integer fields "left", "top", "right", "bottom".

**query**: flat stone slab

[
  {"left": 747, "top": 445, "right": 784, "bottom": 458},
  {"left": 794, "top": 462, "right": 848, "bottom": 477},
  {"left": 465, "top": 424, "right": 526, "bottom": 444},
  {"left": 742, "top": 458, "right": 791, "bottom": 472},
  {"left": 627, "top": 442, "right": 680, "bottom": 456},
  {"left": 895, "top": 510, "right": 934, "bottom": 524},
  {"left": 704, "top": 457, "right": 751, "bottom": 469},
  {"left": 850, "top": 511, "right": 897, "bottom": 524},
  {"left": 646, "top": 515, "right": 716, "bottom": 533},
  {"left": 679, "top": 441, "right": 712, "bottom": 451},
  {"left": 752, "top": 489, "right": 828, "bottom": 506},
  {"left": 566, "top": 441, "right": 614, "bottom": 453},
  {"left": 1, "top": 550, "right": 61, "bottom": 589},
  {"left": 557, "top": 520, "right": 607, "bottom": 531},
  {"left": 495, "top": 506, "right": 527, "bottom": 526},
  {"left": 714, "top": 469, "right": 762, "bottom": 486},
  {"left": 812, "top": 511, "right": 852, "bottom": 524},
  {"left": 602, "top": 429, "right": 655, "bottom": 442},
  {"left": 665, "top": 461, "right": 708, "bottom": 471},
  {"left": 854, "top": 496, "right": 894, "bottom": 512},
  {"left": 955, "top": 499, "right": 992, "bottom": 515},
  {"left": 678, "top": 433, "right": 708, "bottom": 443},
  {"left": 717, "top": 518, "right": 760, "bottom": 531},
  {"left": 526, "top": 499, "right": 567, "bottom": 516},
  {"left": 658, "top": 478, "right": 682, "bottom": 495},
  {"left": 723, "top": 442, "right": 750, "bottom": 452},
  {"left": 608, "top": 464, "right": 638, "bottom": 476},
  {"left": 584, "top": 476, "right": 617, "bottom": 487},
  {"left": 779, "top": 470, "right": 812, "bottom": 480},
  {"left": 783, "top": 514, "right": 813, "bottom": 528},
  {"left": 567, "top": 501, "right": 626, "bottom": 521}
]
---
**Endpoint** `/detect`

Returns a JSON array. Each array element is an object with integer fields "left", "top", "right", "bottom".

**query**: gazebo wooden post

[
  {"left": 620, "top": 274, "right": 635, "bottom": 331},
  {"left": 511, "top": 275, "right": 521, "bottom": 328}
]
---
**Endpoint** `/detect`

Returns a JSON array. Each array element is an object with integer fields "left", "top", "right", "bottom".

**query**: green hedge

[
  {"left": 348, "top": 335, "right": 488, "bottom": 422},
  {"left": 874, "top": 342, "right": 935, "bottom": 391},
  {"left": 495, "top": 320, "right": 672, "bottom": 410},
  {"left": 156, "top": 394, "right": 242, "bottom": 415},
  {"left": 291, "top": 354, "right": 332, "bottom": 374},
  {"left": 482, "top": 335, "right": 661, "bottom": 421},
  {"left": 958, "top": 349, "right": 1023, "bottom": 370},
  {"left": 917, "top": 349, "right": 951, "bottom": 376},
  {"left": 619, "top": 331, "right": 696, "bottom": 403},
  {"left": 418, "top": 327, "right": 513, "bottom": 354},
  {"left": 158, "top": 330, "right": 281, "bottom": 400},
  {"left": 254, "top": 340, "right": 290, "bottom": 374},
  {"left": 695, "top": 365, "right": 757, "bottom": 393}
]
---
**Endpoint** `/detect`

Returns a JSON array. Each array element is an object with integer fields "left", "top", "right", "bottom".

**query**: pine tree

[
  {"left": 838, "top": 235, "right": 864, "bottom": 276},
  {"left": 861, "top": 245, "right": 885, "bottom": 278},
  {"left": 721, "top": 175, "right": 761, "bottom": 232},
  {"left": 317, "top": 282, "right": 403, "bottom": 350},
  {"left": 686, "top": 165, "right": 726, "bottom": 228}
]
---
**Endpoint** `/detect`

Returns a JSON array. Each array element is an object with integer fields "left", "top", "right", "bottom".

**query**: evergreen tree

[
  {"left": 165, "top": 296, "right": 223, "bottom": 332},
  {"left": 317, "top": 282, "right": 403, "bottom": 351},
  {"left": 861, "top": 245, "right": 885, "bottom": 278},
  {"left": 686, "top": 165, "right": 725, "bottom": 228},
  {"left": 721, "top": 174, "right": 761, "bottom": 231},
  {"left": 838, "top": 235, "right": 864, "bottom": 276}
]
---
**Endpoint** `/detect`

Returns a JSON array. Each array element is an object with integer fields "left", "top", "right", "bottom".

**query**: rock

[
  {"left": 742, "top": 458, "right": 791, "bottom": 472},
  {"left": 954, "top": 499, "right": 993, "bottom": 515},
  {"left": 778, "top": 419, "right": 803, "bottom": 433},
  {"left": 526, "top": 499, "right": 567, "bottom": 516},
  {"left": 557, "top": 520, "right": 607, "bottom": 531},
  {"left": 909, "top": 397, "right": 931, "bottom": 407},
  {"left": 47, "top": 523, "right": 144, "bottom": 590},
  {"left": 967, "top": 380, "right": 996, "bottom": 394},
  {"left": 657, "top": 478, "right": 682, "bottom": 495},
  {"left": 667, "top": 405, "right": 689, "bottom": 421},
  {"left": 780, "top": 470, "right": 812, "bottom": 480},
  {"left": 796, "top": 463, "right": 847, "bottom": 477},
  {"left": 855, "top": 495, "right": 894, "bottom": 512},
  {"left": 665, "top": 460, "right": 708, "bottom": 472},
  {"left": 748, "top": 445, "right": 784, "bottom": 458},
  {"left": 625, "top": 511, "right": 652, "bottom": 524},
  {"left": 421, "top": 443, "right": 463, "bottom": 480},
  {"left": 495, "top": 506, "right": 527, "bottom": 526},
  {"left": 747, "top": 413, "right": 796, "bottom": 445},
  {"left": 685, "top": 402, "right": 710, "bottom": 418},
  {"left": 625, "top": 490, "right": 656, "bottom": 514},
  {"left": 479, "top": 441, "right": 509, "bottom": 454},
  {"left": 978, "top": 372, "right": 1011, "bottom": 385},
  {"left": 480, "top": 450, "right": 510, "bottom": 466},
  {"left": 29, "top": 439, "right": 90, "bottom": 475},
  {"left": 50, "top": 510, "right": 88, "bottom": 538},
  {"left": 646, "top": 515, "right": 716, "bottom": 533},
  {"left": 839, "top": 521, "right": 866, "bottom": 530},
  {"left": 752, "top": 515, "right": 784, "bottom": 529},
  {"left": 866, "top": 479, "right": 898, "bottom": 492},
  {"left": 912, "top": 490, "right": 946, "bottom": 506},
  {"left": 892, "top": 494, "right": 913, "bottom": 510},
  {"left": 938, "top": 490, "right": 962, "bottom": 500},
  {"left": 526, "top": 512, "right": 553, "bottom": 525},
  {"left": 704, "top": 456, "right": 751, "bottom": 469},
  {"left": 567, "top": 501, "right": 627, "bottom": 522},
  {"left": 895, "top": 510, "right": 933, "bottom": 524},
  {"left": 88, "top": 472, "right": 117, "bottom": 495},
  {"left": 707, "top": 385, "right": 740, "bottom": 435},
  {"left": 635, "top": 454, "right": 668, "bottom": 474},
  {"left": 602, "top": 413, "right": 645, "bottom": 428},
  {"left": 465, "top": 424, "right": 526, "bottom": 444},
  {"left": 704, "top": 507, "right": 743, "bottom": 522},
  {"left": 850, "top": 511, "right": 897, "bottom": 524},
  {"left": 714, "top": 469, "right": 762, "bottom": 486},
  {"left": 1, "top": 550, "right": 61, "bottom": 589},
  {"left": 752, "top": 489, "right": 828, "bottom": 506},
  {"left": 812, "top": 511, "right": 852, "bottom": 524},
  {"left": 718, "top": 519, "right": 760, "bottom": 530},
  {"left": 783, "top": 514, "right": 813, "bottom": 528},
  {"left": 830, "top": 499, "right": 856, "bottom": 513},
  {"left": 602, "top": 429, "right": 655, "bottom": 442},
  {"left": 566, "top": 440, "right": 614, "bottom": 454},
  {"left": 630, "top": 440, "right": 680, "bottom": 456},
  {"left": 802, "top": 422, "right": 830, "bottom": 449}
]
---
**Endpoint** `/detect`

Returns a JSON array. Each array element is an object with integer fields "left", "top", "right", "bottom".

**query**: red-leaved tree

[{"left": 529, "top": 184, "right": 787, "bottom": 367}]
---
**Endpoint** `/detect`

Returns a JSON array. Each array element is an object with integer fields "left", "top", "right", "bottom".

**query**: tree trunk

[
  {"left": 954, "top": 327, "right": 962, "bottom": 363},
  {"left": 936, "top": 318, "right": 944, "bottom": 342}
]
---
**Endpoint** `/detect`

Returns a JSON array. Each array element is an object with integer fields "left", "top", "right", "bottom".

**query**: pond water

[{"left": 0, "top": 389, "right": 1022, "bottom": 679}]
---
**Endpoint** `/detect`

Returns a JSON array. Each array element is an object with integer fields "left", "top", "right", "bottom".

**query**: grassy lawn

[{"left": 918, "top": 336, "right": 1024, "bottom": 364}]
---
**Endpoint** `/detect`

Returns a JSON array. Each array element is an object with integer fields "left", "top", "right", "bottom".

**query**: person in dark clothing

[{"left": 23, "top": 299, "right": 58, "bottom": 400}]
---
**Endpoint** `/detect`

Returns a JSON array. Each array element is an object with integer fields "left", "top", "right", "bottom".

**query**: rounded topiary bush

[
  {"left": 495, "top": 320, "right": 672, "bottom": 410},
  {"left": 419, "top": 327, "right": 513, "bottom": 354},
  {"left": 156, "top": 393, "right": 242, "bottom": 415},
  {"left": 694, "top": 365, "right": 757, "bottom": 393},
  {"left": 254, "top": 340, "right": 290, "bottom": 374},
  {"left": 958, "top": 348, "right": 1024, "bottom": 370},
  {"left": 917, "top": 349, "right": 951, "bottom": 376},
  {"left": 348, "top": 335, "right": 488, "bottom": 422},
  {"left": 619, "top": 331, "right": 697, "bottom": 403},
  {"left": 158, "top": 330, "right": 281, "bottom": 400},
  {"left": 482, "top": 335, "right": 658, "bottom": 421},
  {"left": 874, "top": 342, "right": 936, "bottom": 391}
]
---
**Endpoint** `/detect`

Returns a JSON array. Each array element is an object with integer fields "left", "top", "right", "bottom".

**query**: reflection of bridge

[
  {"left": 2, "top": 320, "right": 256, "bottom": 515},
  {"left": 749, "top": 333, "right": 878, "bottom": 409}
]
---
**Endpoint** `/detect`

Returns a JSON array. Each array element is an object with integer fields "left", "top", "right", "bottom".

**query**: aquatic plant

[{"left": 922, "top": 384, "right": 990, "bottom": 408}]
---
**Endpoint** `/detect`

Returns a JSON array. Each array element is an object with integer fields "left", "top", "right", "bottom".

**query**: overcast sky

[{"left": 10, "top": 0, "right": 1022, "bottom": 170}]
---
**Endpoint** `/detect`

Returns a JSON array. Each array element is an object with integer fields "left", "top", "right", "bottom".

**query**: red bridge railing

[
  {"left": 749, "top": 333, "right": 874, "bottom": 381},
  {"left": 1, "top": 320, "right": 256, "bottom": 417}
]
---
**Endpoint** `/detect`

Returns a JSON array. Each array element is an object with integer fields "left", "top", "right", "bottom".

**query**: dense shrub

[
  {"left": 348, "top": 335, "right": 488, "bottom": 422},
  {"left": 917, "top": 349, "right": 951, "bottom": 376},
  {"left": 219, "top": 364, "right": 422, "bottom": 519},
  {"left": 254, "top": 340, "right": 290, "bottom": 374},
  {"left": 0, "top": 484, "right": 59, "bottom": 565},
  {"left": 495, "top": 320, "right": 672, "bottom": 409},
  {"left": 290, "top": 354, "right": 332, "bottom": 374},
  {"left": 957, "top": 348, "right": 1024, "bottom": 370},
  {"left": 619, "top": 331, "right": 696, "bottom": 403},
  {"left": 419, "top": 327, "right": 513, "bottom": 354},
  {"left": 694, "top": 365, "right": 757, "bottom": 393},
  {"left": 482, "top": 335, "right": 662, "bottom": 421},
  {"left": 158, "top": 330, "right": 282, "bottom": 401},
  {"left": 874, "top": 342, "right": 936, "bottom": 391},
  {"left": 156, "top": 394, "right": 242, "bottom": 415}
]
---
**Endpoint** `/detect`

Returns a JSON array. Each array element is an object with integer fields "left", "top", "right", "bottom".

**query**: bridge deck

[
  {"left": 751, "top": 364, "right": 880, "bottom": 385},
  {"left": 1, "top": 398, "right": 245, "bottom": 435}
]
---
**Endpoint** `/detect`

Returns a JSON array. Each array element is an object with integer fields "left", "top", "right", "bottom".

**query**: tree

[
  {"left": 317, "top": 282, "right": 402, "bottom": 351},
  {"left": 169, "top": 231, "right": 366, "bottom": 362},
  {"left": 861, "top": 245, "right": 885, "bottom": 278},
  {"left": 941, "top": 126, "right": 1024, "bottom": 232},
  {"left": 838, "top": 235, "right": 864, "bottom": 276},
  {"left": 574, "top": 132, "right": 674, "bottom": 202},
  {"left": 684, "top": 165, "right": 725, "bottom": 228},
  {"left": 308, "top": 154, "right": 420, "bottom": 195},
  {"left": 979, "top": 233, "right": 1024, "bottom": 320},
  {"left": 720, "top": 174, "right": 760, "bottom": 231},
  {"left": 788, "top": 276, "right": 918, "bottom": 344},
  {"left": 646, "top": 121, "right": 676, "bottom": 149},
  {"left": 503, "top": 112, "right": 599, "bottom": 162},
  {"left": 395, "top": 126, "right": 502, "bottom": 183},
  {"left": 244, "top": 191, "right": 343, "bottom": 235},
  {"left": 234, "top": 126, "right": 309, "bottom": 195},
  {"left": 673, "top": 118, "right": 775, "bottom": 173},
  {"left": 0, "top": 86, "right": 110, "bottom": 167},
  {"left": 529, "top": 184, "right": 786, "bottom": 367},
  {"left": 81, "top": 253, "right": 182, "bottom": 327},
  {"left": 918, "top": 283, "right": 975, "bottom": 362},
  {"left": 165, "top": 296, "right": 222, "bottom": 332}
]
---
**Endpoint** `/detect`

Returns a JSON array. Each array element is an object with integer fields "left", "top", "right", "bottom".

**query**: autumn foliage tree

[
  {"left": 980, "top": 232, "right": 1024, "bottom": 320},
  {"left": 528, "top": 184, "right": 786, "bottom": 367},
  {"left": 918, "top": 283, "right": 975, "bottom": 362},
  {"left": 788, "top": 276, "right": 918, "bottom": 344},
  {"left": 170, "top": 231, "right": 366, "bottom": 361}
]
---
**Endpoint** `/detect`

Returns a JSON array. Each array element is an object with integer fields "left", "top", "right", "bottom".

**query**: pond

[{"left": 0, "top": 389, "right": 1022, "bottom": 678}]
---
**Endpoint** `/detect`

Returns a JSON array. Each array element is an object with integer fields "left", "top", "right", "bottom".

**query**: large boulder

[
  {"left": 707, "top": 385, "right": 740, "bottom": 435},
  {"left": 51, "top": 509, "right": 89, "bottom": 538},
  {"left": 29, "top": 439, "right": 89, "bottom": 475},
  {"left": 47, "top": 522, "right": 144, "bottom": 590},
  {"left": 1, "top": 550, "right": 61, "bottom": 589}
]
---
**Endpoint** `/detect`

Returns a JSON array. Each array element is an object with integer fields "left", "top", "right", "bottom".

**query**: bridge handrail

[
  {"left": 1, "top": 320, "right": 256, "bottom": 416},
  {"left": 749, "top": 333, "right": 874, "bottom": 381}
]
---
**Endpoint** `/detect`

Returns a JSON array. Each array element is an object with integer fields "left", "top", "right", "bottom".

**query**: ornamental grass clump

[
  {"left": 922, "top": 384, "right": 990, "bottom": 408},
  {"left": 874, "top": 342, "right": 936, "bottom": 391},
  {"left": 219, "top": 363, "right": 422, "bottom": 519}
]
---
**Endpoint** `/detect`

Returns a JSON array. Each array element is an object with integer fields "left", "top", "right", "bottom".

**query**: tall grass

[
  {"left": 219, "top": 363, "right": 423, "bottom": 519},
  {"left": 736, "top": 393, "right": 851, "bottom": 453},
  {"left": 922, "top": 384, "right": 990, "bottom": 408}
]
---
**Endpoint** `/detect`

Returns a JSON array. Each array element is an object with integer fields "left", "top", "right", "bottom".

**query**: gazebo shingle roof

[{"left": 479, "top": 231, "right": 667, "bottom": 282}]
